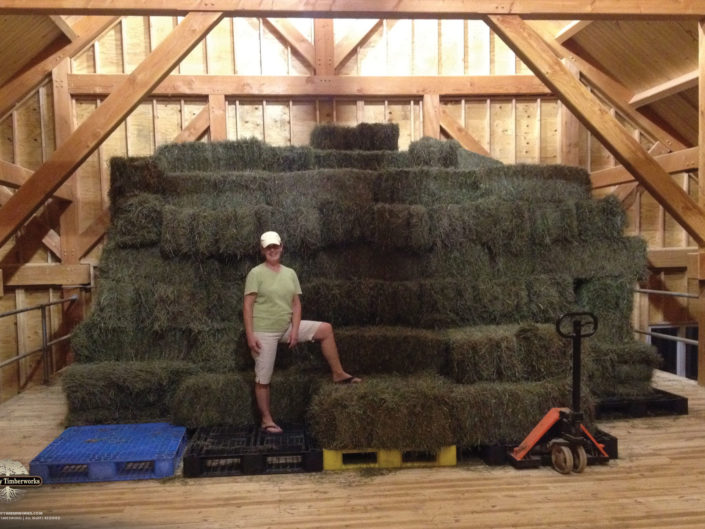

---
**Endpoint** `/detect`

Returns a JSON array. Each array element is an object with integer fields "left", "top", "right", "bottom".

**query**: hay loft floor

[{"left": 1, "top": 370, "right": 705, "bottom": 529}]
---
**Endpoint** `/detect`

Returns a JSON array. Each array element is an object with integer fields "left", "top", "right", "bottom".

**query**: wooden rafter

[
  {"left": 68, "top": 74, "right": 551, "bottom": 97},
  {"left": 3, "top": 264, "right": 90, "bottom": 287},
  {"left": 591, "top": 147, "right": 699, "bottom": 189},
  {"left": 173, "top": 106, "right": 210, "bottom": 143},
  {"left": 648, "top": 247, "right": 694, "bottom": 269},
  {"left": 485, "top": 15, "right": 705, "bottom": 246},
  {"left": 334, "top": 19, "right": 382, "bottom": 71},
  {"left": 49, "top": 15, "right": 78, "bottom": 40},
  {"left": 0, "top": 160, "right": 72, "bottom": 202},
  {"left": 0, "top": 16, "right": 120, "bottom": 121},
  {"left": 0, "top": 12, "right": 225, "bottom": 250},
  {"left": 554, "top": 21, "right": 592, "bottom": 43},
  {"left": 313, "top": 19, "right": 334, "bottom": 76},
  {"left": 439, "top": 108, "right": 491, "bottom": 157},
  {"left": 531, "top": 23, "right": 689, "bottom": 151},
  {"left": 76, "top": 208, "right": 110, "bottom": 260},
  {"left": 3, "top": 1, "right": 705, "bottom": 18},
  {"left": 630, "top": 70, "right": 699, "bottom": 108},
  {"left": 263, "top": 18, "right": 315, "bottom": 70}
]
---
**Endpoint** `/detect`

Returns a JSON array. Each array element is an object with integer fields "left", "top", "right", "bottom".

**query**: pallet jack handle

[{"left": 556, "top": 312, "right": 597, "bottom": 414}]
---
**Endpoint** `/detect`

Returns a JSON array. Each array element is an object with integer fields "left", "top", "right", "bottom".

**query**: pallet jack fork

[{"left": 507, "top": 312, "right": 610, "bottom": 474}]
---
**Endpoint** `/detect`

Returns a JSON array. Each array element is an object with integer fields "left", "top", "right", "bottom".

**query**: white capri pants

[{"left": 252, "top": 320, "right": 321, "bottom": 384}]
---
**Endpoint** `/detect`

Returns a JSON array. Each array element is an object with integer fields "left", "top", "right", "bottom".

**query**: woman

[{"left": 243, "top": 231, "right": 361, "bottom": 434}]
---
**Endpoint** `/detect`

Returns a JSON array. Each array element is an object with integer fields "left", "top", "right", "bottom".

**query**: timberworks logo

[{"left": 0, "top": 460, "right": 42, "bottom": 503}]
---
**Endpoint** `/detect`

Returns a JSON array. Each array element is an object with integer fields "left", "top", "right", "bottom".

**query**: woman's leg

[
  {"left": 252, "top": 332, "right": 283, "bottom": 433},
  {"left": 312, "top": 322, "right": 361, "bottom": 383}
]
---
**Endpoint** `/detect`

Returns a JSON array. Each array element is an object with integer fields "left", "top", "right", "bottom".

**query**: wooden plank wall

[{"left": 0, "top": 15, "right": 680, "bottom": 401}]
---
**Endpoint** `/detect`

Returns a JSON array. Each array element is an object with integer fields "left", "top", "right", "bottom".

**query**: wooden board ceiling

[{"left": 0, "top": 15, "right": 67, "bottom": 87}]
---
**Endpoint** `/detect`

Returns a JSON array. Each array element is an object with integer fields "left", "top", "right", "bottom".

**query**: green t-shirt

[{"left": 244, "top": 263, "right": 302, "bottom": 332}]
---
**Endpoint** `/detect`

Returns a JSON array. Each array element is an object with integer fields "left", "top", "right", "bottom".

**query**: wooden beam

[
  {"left": 334, "top": 19, "right": 382, "bottom": 71},
  {"left": 0, "top": 16, "right": 119, "bottom": 121},
  {"left": 313, "top": 19, "right": 334, "bottom": 76},
  {"left": 76, "top": 208, "right": 110, "bottom": 259},
  {"left": 208, "top": 94, "right": 227, "bottom": 141},
  {"left": 559, "top": 61, "right": 581, "bottom": 166},
  {"left": 3, "top": 1, "right": 705, "bottom": 18},
  {"left": 648, "top": 247, "right": 694, "bottom": 269},
  {"left": 591, "top": 147, "right": 699, "bottom": 189},
  {"left": 439, "top": 107, "right": 491, "bottom": 156},
  {"left": 173, "top": 105, "right": 210, "bottom": 143},
  {"left": 49, "top": 15, "right": 78, "bottom": 40},
  {"left": 2, "top": 264, "right": 90, "bottom": 287},
  {"left": 630, "top": 70, "right": 699, "bottom": 108},
  {"left": 263, "top": 18, "right": 315, "bottom": 70},
  {"left": 423, "top": 94, "right": 441, "bottom": 139},
  {"left": 531, "top": 23, "right": 688, "bottom": 151},
  {"left": 68, "top": 74, "right": 551, "bottom": 97},
  {"left": 486, "top": 15, "right": 705, "bottom": 246},
  {"left": 554, "top": 20, "right": 592, "bottom": 43},
  {"left": 0, "top": 160, "right": 72, "bottom": 202},
  {"left": 0, "top": 12, "right": 224, "bottom": 250}
]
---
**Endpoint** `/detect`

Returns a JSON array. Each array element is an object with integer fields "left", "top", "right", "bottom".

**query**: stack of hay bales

[{"left": 66, "top": 123, "right": 658, "bottom": 450}]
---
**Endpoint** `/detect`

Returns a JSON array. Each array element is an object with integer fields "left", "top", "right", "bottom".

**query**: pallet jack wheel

[
  {"left": 571, "top": 445, "right": 587, "bottom": 473},
  {"left": 551, "top": 444, "right": 573, "bottom": 474}
]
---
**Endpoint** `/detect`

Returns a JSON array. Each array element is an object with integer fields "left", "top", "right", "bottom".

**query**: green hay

[
  {"left": 456, "top": 147, "right": 504, "bottom": 170},
  {"left": 525, "top": 274, "right": 575, "bottom": 322},
  {"left": 576, "top": 277, "right": 635, "bottom": 341},
  {"left": 447, "top": 324, "right": 569, "bottom": 384},
  {"left": 310, "top": 122, "right": 399, "bottom": 151},
  {"left": 468, "top": 198, "right": 531, "bottom": 256},
  {"left": 108, "top": 193, "right": 164, "bottom": 248},
  {"left": 369, "top": 204, "right": 431, "bottom": 252},
  {"left": 109, "top": 157, "right": 164, "bottom": 203},
  {"left": 313, "top": 150, "right": 410, "bottom": 170},
  {"left": 576, "top": 195, "right": 627, "bottom": 241},
  {"left": 472, "top": 277, "right": 529, "bottom": 324},
  {"left": 269, "top": 368, "right": 324, "bottom": 423},
  {"left": 62, "top": 361, "right": 199, "bottom": 425},
  {"left": 170, "top": 372, "right": 253, "bottom": 428},
  {"left": 335, "top": 326, "right": 449, "bottom": 375},
  {"left": 408, "top": 137, "right": 460, "bottom": 167},
  {"left": 308, "top": 374, "right": 456, "bottom": 450},
  {"left": 531, "top": 202, "right": 578, "bottom": 246},
  {"left": 451, "top": 377, "right": 592, "bottom": 446},
  {"left": 585, "top": 341, "right": 661, "bottom": 398},
  {"left": 373, "top": 168, "right": 482, "bottom": 204},
  {"left": 447, "top": 325, "right": 524, "bottom": 384}
]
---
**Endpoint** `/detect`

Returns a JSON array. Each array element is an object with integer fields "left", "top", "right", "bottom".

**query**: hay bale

[
  {"left": 530, "top": 201, "right": 578, "bottom": 246},
  {"left": 576, "top": 195, "right": 626, "bottom": 241},
  {"left": 447, "top": 325, "right": 523, "bottom": 384},
  {"left": 109, "top": 157, "right": 163, "bottom": 203},
  {"left": 456, "top": 148, "right": 503, "bottom": 170},
  {"left": 525, "top": 274, "right": 576, "bottom": 322},
  {"left": 369, "top": 204, "right": 431, "bottom": 252},
  {"left": 451, "top": 377, "right": 591, "bottom": 446},
  {"left": 374, "top": 168, "right": 481, "bottom": 205},
  {"left": 469, "top": 198, "right": 531, "bottom": 256},
  {"left": 335, "top": 326, "right": 449, "bottom": 375},
  {"left": 576, "top": 277, "right": 634, "bottom": 341},
  {"left": 472, "top": 277, "right": 529, "bottom": 324},
  {"left": 310, "top": 122, "right": 399, "bottom": 151},
  {"left": 170, "top": 372, "right": 253, "bottom": 428},
  {"left": 408, "top": 137, "right": 459, "bottom": 167},
  {"left": 585, "top": 341, "right": 660, "bottom": 397},
  {"left": 312, "top": 150, "right": 410, "bottom": 170},
  {"left": 447, "top": 323, "right": 569, "bottom": 384},
  {"left": 308, "top": 374, "right": 456, "bottom": 450},
  {"left": 63, "top": 361, "right": 199, "bottom": 425},
  {"left": 108, "top": 193, "right": 163, "bottom": 248},
  {"left": 270, "top": 368, "right": 324, "bottom": 423}
]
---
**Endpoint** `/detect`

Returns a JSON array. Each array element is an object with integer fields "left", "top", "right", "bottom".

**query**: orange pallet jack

[{"left": 506, "top": 312, "right": 610, "bottom": 473}]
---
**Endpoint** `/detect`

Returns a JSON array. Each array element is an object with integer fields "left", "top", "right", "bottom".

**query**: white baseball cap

[{"left": 260, "top": 231, "right": 282, "bottom": 248}]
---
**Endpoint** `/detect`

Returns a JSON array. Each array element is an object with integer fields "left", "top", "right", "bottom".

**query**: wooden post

[
  {"left": 423, "top": 94, "right": 441, "bottom": 139},
  {"left": 697, "top": 19, "right": 705, "bottom": 385},
  {"left": 559, "top": 60, "right": 581, "bottom": 167}
]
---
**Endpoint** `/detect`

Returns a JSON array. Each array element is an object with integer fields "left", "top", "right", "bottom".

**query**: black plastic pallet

[
  {"left": 183, "top": 424, "right": 323, "bottom": 478},
  {"left": 596, "top": 389, "right": 688, "bottom": 419},
  {"left": 465, "top": 428, "right": 618, "bottom": 467}
]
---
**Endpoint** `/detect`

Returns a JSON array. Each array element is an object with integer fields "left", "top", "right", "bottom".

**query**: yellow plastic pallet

[{"left": 323, "top": 446, "right": 456, "bottom": 471}]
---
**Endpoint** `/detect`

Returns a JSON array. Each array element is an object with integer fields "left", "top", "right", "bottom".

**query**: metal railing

[
  {"left": 0, "top": 295, "right": 78, "bottom": 383},
  {"left": 633, "top": 328, "right": 698, "bottom": 347},
  {"left": 633, "top": 288, "right": 698, "bottom": 299}
]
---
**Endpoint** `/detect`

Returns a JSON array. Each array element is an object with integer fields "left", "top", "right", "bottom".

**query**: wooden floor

[{"left": 2, "top": 370, "right": 705, "bottom": 528}]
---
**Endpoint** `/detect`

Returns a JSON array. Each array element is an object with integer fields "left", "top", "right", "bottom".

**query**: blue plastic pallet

[{"left": 30, "top": 422, "right": 187, "bottom": 483}]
